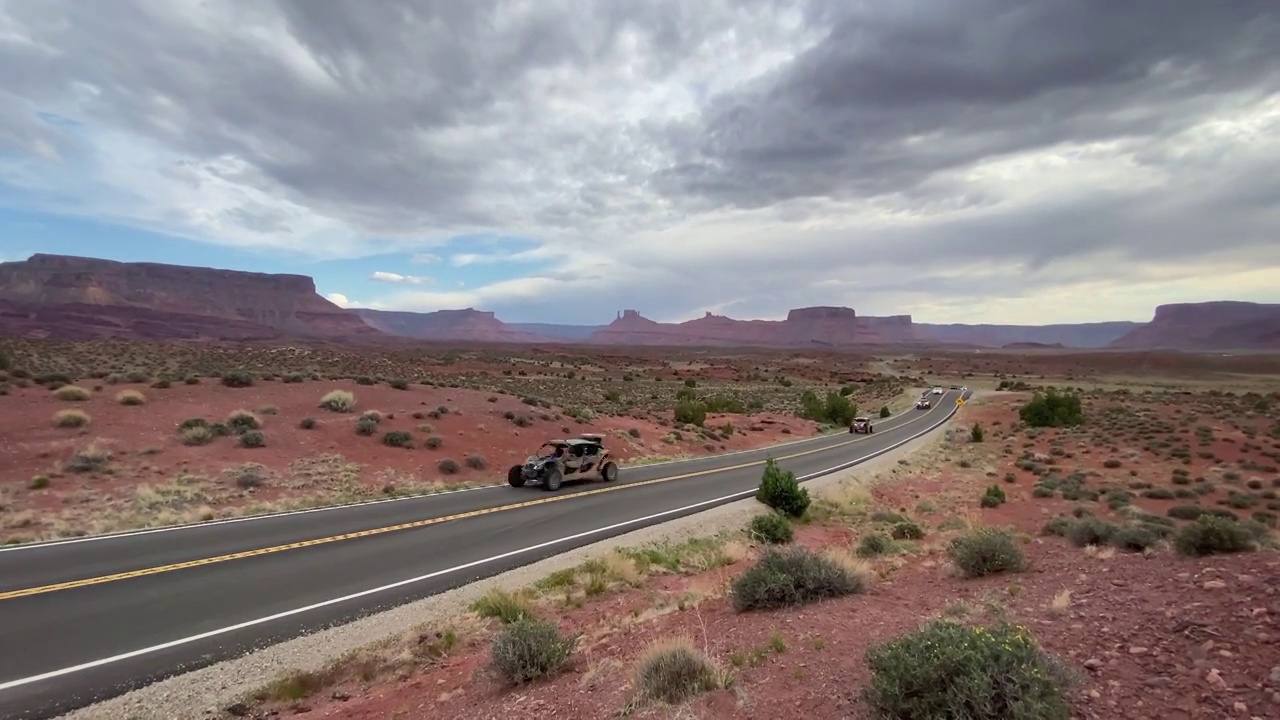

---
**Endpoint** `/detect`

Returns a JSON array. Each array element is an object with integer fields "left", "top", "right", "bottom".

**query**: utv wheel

[
  {"left": 507, "top": 465, "right": 526, "bottom": 488},
  {"left": 543, "top": 467, "right": 563, "bottom": 491},
  {"left": 600, "top": 461, "right": 618, "bottom": 482}
]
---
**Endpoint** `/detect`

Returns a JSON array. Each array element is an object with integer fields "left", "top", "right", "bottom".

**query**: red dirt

[
  {"left": 0, "top": 378, "right": 822, "bottom": 542},
  {"left": 249, "top": 387, "right": 1280, "bottom": 720}
]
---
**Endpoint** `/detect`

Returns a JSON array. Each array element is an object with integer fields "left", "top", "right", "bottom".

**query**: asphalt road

[{"left": 0, "top": 389, "right": 968, "bottom": 719}]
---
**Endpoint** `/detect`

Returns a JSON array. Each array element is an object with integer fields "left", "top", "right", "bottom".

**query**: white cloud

[
  {"left": 369, "top": 271, "right": 430, "bottom": 285},
  {"left": 325, "top": 292, "right": 351, "bottom": 308}
]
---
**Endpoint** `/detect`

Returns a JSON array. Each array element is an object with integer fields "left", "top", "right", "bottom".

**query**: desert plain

[{"left": 3, "top": 339, "right": 1280, "bottom": 720}]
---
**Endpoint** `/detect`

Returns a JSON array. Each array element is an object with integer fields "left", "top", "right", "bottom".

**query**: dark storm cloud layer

[
  {"left": 659, "top": 0, "right": 1280, "bottom": 208},
  {"left": 0, "top": 0, "right": 1278, "bottom": 323}
]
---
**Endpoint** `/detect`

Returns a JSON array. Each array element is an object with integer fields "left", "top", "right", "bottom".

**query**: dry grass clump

[
  {"left": 53, "top": 408, "right": 90, "bottom": 428},
  {"left": 53, "top": 385, "right": 91, "bottom": 401},
  {"left": 115, "top": 389, "right": 146, "bottom": 406},
  {"left": 319, "top": 390, "right": 357, "bottom": 413}
]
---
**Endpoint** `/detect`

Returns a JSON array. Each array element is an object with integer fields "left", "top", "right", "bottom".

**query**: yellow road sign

[{"left": 956, "top": 398, "right": 965, "bottom": 405}]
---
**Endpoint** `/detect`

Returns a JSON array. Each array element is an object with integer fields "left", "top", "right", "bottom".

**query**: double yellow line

[{"left": 0, "top": 411, "right": 928, "bottom": 602}]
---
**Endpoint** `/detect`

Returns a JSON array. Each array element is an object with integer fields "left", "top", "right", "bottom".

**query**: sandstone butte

[
  {"left": 0, "top": 253, "right": 1276, "bottom": 350},
  {"left": 0, "top": 253, "right": 384, "bottom": 342}
]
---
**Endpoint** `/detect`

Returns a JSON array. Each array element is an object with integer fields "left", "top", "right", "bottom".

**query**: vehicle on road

[
  {"left": 507, "top": 433, "right": 620, "bottom": 491},
  {"left": 931, "top": 386, "right": 944, "bottom": 395},
  {"left": 916, "top": 398, "right": 932, "bottom": 410},
  {"left": 849, "top": 416, "right": 874, "bottom": 434}
]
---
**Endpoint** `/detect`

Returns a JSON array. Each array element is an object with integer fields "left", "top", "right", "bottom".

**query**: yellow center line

[{"left": 0, "top": 412, "right": 927, "bottom": 602}]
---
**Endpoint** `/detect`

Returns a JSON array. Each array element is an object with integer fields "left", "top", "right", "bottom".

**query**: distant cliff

[
  {"left": 585, "top": 307, "right": 918, "bottom": 346},
  {"left": 1108, "top": 301, "right": 1280, "bottom": 350},
  {"left": 354, "top": 308, "right": 551, "bottom": 343},
  {"left": 0, "top": 254, "right": 383, "bottom": 341},
  {"left": 915, "top": 321, "right": 1139, "bottom": 349}
]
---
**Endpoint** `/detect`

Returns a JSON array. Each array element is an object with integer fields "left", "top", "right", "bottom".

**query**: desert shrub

[
  {"left": 238, "top": 430, "right": 265, "bottom": 448},
  {"left": 1174, "top": 515, "right": 1256, "bottom": 556},
  {"left": 221, "top": 371, "right": 254, "bottom": 388},
  {"left": 755, "top": 458, "right": 810, "bottom": 518},
  {"left": 438, "top": 457, "right": 460, "bottom": 474},
  {"left": 382, "top": 430, "right": 413, "bottom": 448},
  {"left": 979, "top": 484, "right": 1006, "bottom": 508},
  {"left": 748, "top": 512, "right": 794, "bottom": 544},
  {"left": 798, "top": 389, "right": 857, "bottom": 426},
  {"left": 1103, "top": 458, "right": 1122, "bottom": 469},
  {"left": 465, "top": 454, "right": 486, "bottom": 470},
  {"left": 879, "top": 405, "right": 891, "bottom": 418},
  {"left": 1066, "top": 517, "right": 1117, "bottom": 547},
  {"left": 53, "top": 409, "right": 90, "bottom": 428},
  {"left": 489, "top": 618, "right": 575, "bottom": 685},
  {"left": 1041, "top": 516, "right": 1073, "bottom": 537},
  {"left": 226, "top": 410, "right": 261, "bottom": 432},
  {"left": 864, "top": 619, "right": 1073, "bottom": 720},
  {"left": 281, "top": 373, "right": 304, "bottom": 383},
  {"left": 150, "top": 377, "right": 171, "bottom": 389},
  {"left": 388, "top": 378, "right": 409, "bottom": 390},
  {"left": 1110, "top": 524, "right": 1159, "bottom": 552},
  {"left": 115, "top": 389, "right": 146, "bottom": 406},
  {"left": 1167, "top": 504, "right": 1204, "bottom": 521},
  {"left": 1019, "top": 388, "right": 1084, "bottom": 428},
  {"left": 730, "top": 546, "right": 864, "bottom": 611},
  {"left": 181, "top": 425, "right": 215, "bottom": 446},
  {"left": 673, "top": 399, "right": 707, "bottom": 426},
  {"left": 65, "top": 443, "right": 111, "bottom": 473},
  {"left": 633, "top": 638, "right": 725, "bottom": 705},
  {"left": 891, "top": 520, "right": 926, "bottom": 540},
  {"left": 298, "top": 417, "right": 317, "bottom": 429},
  {"left": 424, "top": 434, "right": 443, "bottom": 449},
  {"left": 184, "top": 375, "right": 199, "bottom": 385},
  {"left": 947, "top": 527, "right": 1026, "bottom": 578},
  {"left": 354, "top": 417, "right": 377, "bottom": 436},
  {"left": 319, "top": 390, "right": 356, "bottom": 413},
  {"left": 857, "top": 532, "right": 893, "bottom": 557},
  {"left": 54, "top": 385, "right": 91, "bottom": 401},
  {"left": 971, "top": 423, "right": 985, "bottom": 442}
]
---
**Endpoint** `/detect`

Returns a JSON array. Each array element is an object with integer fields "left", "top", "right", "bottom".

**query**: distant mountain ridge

[{"left": 0, "top": 254, "right": 1274, "bottom": 350}]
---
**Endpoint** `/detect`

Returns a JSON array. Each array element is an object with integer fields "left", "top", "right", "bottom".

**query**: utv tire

[
  {"left": 600, "top": 461, "right": 618, "bottom": 482},
  {"left": 507, "top": 465, "right": 526, "bottom": 488},
  {"left": 543, "top": 467, "right": 563, "bottom": 491}
]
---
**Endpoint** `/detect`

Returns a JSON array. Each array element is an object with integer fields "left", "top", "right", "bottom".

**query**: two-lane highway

[{"left": 0, "top": 389, "right": 968, "bottom": 719}]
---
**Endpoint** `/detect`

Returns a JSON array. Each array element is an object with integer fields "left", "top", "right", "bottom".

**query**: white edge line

[
  {"left": 0, "top": 392, "right": 935, "bottom": 553},
  {"left": 0, "top": 393, "right": 963, "bottom": 693}
]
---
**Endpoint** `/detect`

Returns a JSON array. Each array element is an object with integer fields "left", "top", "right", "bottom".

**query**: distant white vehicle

[{"left": 931, "top": 386, "right": 944, "bottom": 395}]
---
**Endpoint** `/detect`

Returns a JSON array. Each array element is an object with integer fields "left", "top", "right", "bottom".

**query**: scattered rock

[{"left": 1204, "top": 580, "right": 1228, "bottom": 590}]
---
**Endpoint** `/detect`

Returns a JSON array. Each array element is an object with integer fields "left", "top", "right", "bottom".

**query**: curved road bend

[{"left": 0, "top": 390, "right": 969, "bottom": 720}]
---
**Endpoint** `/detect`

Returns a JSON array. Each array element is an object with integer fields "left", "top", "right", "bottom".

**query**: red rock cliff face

[
  {"left": 354, "top": 308, "right": 551, "bottom": 343},
  {"left": 0, "top": 254, "right": 383, "bottom": 341},
  {"left": 587, "top": 307, "right": 917, "bottom": 347},
  {"left": 1108, "top": 301, "right": 1280, "bottom": 350}
]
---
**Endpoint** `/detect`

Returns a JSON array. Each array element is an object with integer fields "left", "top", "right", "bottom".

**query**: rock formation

[
  {"left": 0, "top": 254, "right": 383, "bottom": 341},
  {"left": 353, "top": 308, "right": 551, "bottom": 343},
  {"left": 585, "top": 306, "right": 918, "bottom": 346},
  {"left": 1108, "top": 301, "right": 1280, "bottom": 350},
  {"left": 914, "top": 321, "right": 1139, "bottom": 349}
]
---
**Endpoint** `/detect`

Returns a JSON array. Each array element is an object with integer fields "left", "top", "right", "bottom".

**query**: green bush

[
  {"left": 748, "top": 513, "right": 794, "bottom": 544},
  {"left": 971, "top": 423, "right": 985, "bottom": 442},
  {"left": 221, "top": 371, "right": 254, "bottom": 388},
  {"left": 1065, "top": 517, "right": 1116, "bottom": 547},
  {"left": 674, "top": 399, "right": 707, "bottom": 426},
  {"left": 1018, "top": 387, "right": 1084, "bottom": 428},
  {"left": 755, "top": 458, "right": 810, "bottom": 518},
  {"left": 856, "top": 533, "right": 892, "bottom": 557},
  {"left": 979, "top": 484, "right": 1006, "bottom": 508},
  {"left": 730, "top": 546, "right": 864, "bottom": 611},
  {"left": 879, "top": 405, "right": 891, "bottom": 418},
  {"left": 1109, "top": 524, "right": 1159, "bottom": 552},
  {"left": 489, "top": 618, "right": 576, "bottom": 685},
  {"left": 1174, "top": 515, "right": 1256, "bottom": 556},
  {"left": 864, "top": 619, "right": 1073, "bottom": 720},
  {"left": 947, "top": 527, "right": 1026, "bottom": 578},
  {"left": 354, "top": 417, "right": 377, "bottom": 436},
  {"left": 238, "top": 430, "right": 265, "bottom": 448},
  {"left": 798, "top": 389, "right": 857, "bottom": 426}
]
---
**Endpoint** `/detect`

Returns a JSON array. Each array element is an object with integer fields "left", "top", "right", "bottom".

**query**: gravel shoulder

[{"left": 62, "top": 417, "right": 950, "bottom": 720}]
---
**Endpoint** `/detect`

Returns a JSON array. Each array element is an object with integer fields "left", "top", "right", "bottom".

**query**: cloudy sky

[{"left": 1, "top": 0, "right": 1278, "bottom": 325}]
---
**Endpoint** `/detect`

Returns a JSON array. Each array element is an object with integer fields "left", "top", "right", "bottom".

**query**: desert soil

[
  {"left": 66, "top": 373, "right": 1280, "bottom": 720},
  {"left": 0, "top": 342, "right": 920, "bottom": 544}
]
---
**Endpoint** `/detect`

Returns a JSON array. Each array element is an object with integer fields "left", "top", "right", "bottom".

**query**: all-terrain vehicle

[
  {"left": 507, "top": 432, "right": 620, "bottom": 491},
  {"left": 849, "top": 416, "right": 874, "bottom": 434},
  {"left": 916, "top": 397, "right": 932, "bottom": 410}
]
